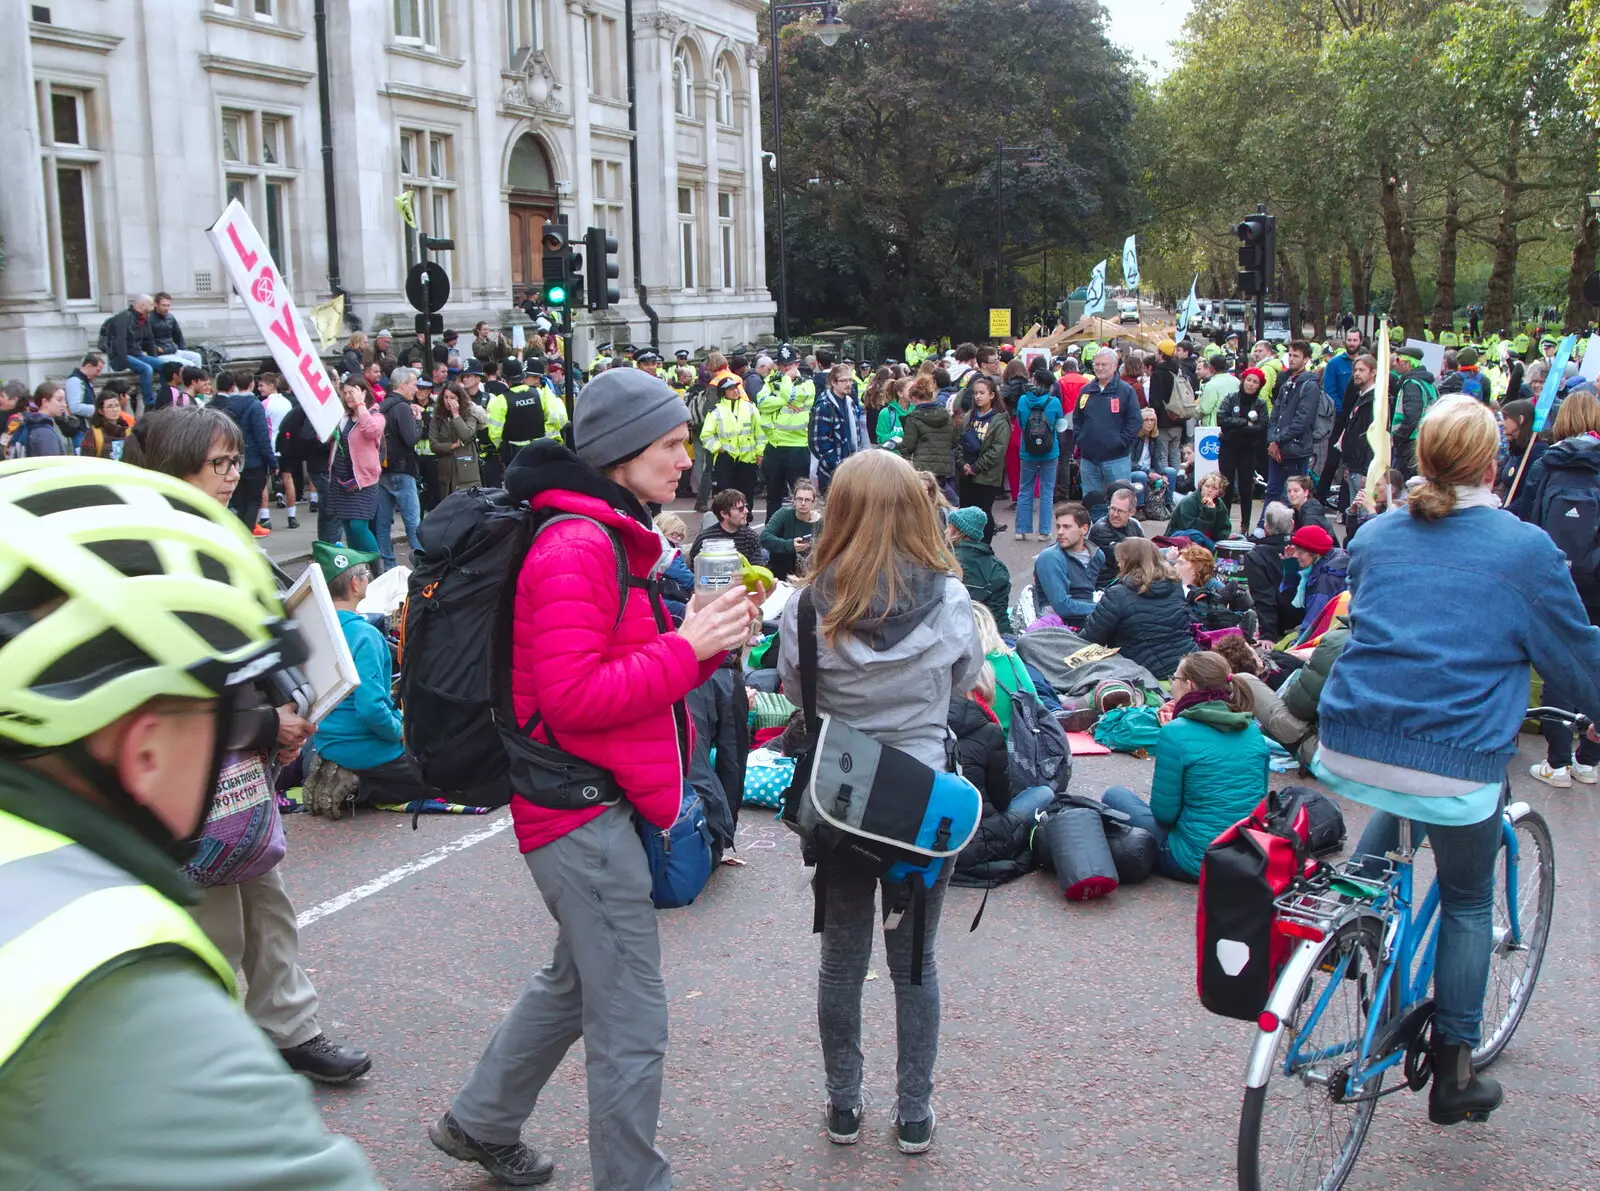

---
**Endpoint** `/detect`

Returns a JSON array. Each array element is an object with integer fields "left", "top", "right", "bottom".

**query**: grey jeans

[
  {"left": 1152, "top": 425, "right": 1184, "bottom": 472},
  {"left": 451, "top": 804, "right": 671, "bottom": 1191},
  {"left": 817, "top": 862, "right": 952, "bottom": 1124}
]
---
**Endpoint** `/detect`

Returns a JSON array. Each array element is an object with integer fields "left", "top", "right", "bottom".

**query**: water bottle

[{"left": 694, "top": 538, "right": 740, "bottom": 598}]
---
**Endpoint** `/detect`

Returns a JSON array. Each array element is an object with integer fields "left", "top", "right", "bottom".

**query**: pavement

[{"left": 278, "top": 492, "right": 1600, "bottom": 1190}]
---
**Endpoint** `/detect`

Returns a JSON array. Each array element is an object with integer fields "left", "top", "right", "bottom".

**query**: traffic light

[
  {"left": 540, "top": 220, "right": 584, "bottom": 309},
  {"left": 584, "top": 226, "right": 620, "bottom": 311},
  {"left": 1235, "top": 211, "right": 1274, "bottom": 297}
]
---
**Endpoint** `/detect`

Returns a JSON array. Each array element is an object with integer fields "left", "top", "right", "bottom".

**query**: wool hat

[
  {"left": 573, "top": 368, "right": 690, "bottom": 469},
  {"left": 312, "top": 539, "right": 379, "bottom": 585},
  {"left": 1456, "top": 346, "right": 1479, "bottom": 367},
  {"left": 1289, "top": 525, "right": 1334, "bottom": 555},
  {"left": 1241, "top": 366, "right": 1267, "bottom": 388},
  {"left": 948, "top": 506, "right": 987, "bottom": 541}
]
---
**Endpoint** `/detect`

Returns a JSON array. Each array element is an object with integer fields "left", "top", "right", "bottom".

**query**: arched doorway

[{"left": 506, "top": 133, "right": 558, "bottom": 304}]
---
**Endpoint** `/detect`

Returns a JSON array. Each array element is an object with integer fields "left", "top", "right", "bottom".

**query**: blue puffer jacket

[
  {"left": 1016, "top": 390, "right": 1063, "bottom": 460},
  {"left": 1079, "top": 577, "right": 1196, "bottom": 680}
]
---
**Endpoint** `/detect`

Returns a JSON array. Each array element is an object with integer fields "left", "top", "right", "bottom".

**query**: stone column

[{"left": 0, "top": 11, "right": 55, "bottom": 305}]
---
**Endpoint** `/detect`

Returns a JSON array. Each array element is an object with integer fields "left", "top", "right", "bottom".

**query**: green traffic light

[{"left": 545, "top": 283, "right": 567, "bottom": 306}]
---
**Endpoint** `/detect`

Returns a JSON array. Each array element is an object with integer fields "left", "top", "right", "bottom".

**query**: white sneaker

[
  {"left": 1529, "top": 761, "right": 1572, "bottom": 788},
  {"left": 1013, "top": 532, "right": 1027, "bottom": 541},
  {"left": 1571, "top": 762, "right": 1599, "bottom": 784}
]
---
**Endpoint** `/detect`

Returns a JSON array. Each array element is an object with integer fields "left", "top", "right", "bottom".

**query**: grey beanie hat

[{"left": 573, "top": 367, "right": 689, "bottom": 468}]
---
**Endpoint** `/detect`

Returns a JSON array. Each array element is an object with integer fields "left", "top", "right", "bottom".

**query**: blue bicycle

[{"left": 1235, "top": 711, "right": 1566, "bottom": 1191}]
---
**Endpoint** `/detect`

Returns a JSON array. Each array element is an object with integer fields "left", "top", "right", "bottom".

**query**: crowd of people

[{"left": 6, "top": 304, "right": 1600, "bottom": 1190}]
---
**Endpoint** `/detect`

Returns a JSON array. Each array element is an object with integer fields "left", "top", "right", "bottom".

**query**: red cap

[
  {"left": 1242, "top": 367, "right": 1267, "bottom": 387},
  {"left": 1290, "top": 525, "right": 1334, "bottom": 554}
]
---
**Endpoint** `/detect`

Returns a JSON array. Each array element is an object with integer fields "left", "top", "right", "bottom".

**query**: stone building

[{"left": 0, "top": 0, "right": 775, "bottom": 382}]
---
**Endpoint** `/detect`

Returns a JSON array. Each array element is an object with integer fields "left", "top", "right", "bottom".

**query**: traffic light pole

[{"left": 562, "top": 304, "right": 576, "bottom": 421}]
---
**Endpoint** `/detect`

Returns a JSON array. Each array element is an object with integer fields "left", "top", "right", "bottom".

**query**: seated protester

[
  {"left": 1079, "top": 537, "right": 1196, "bottom": 680},
  {"left": 1033, "top": 501, "right": 1103, "bottom": 628},
  {"left": 80, "top": 389, "right": 133, "bottom": 460},
  {"left": 949, "top": 667, "right": 1052, "bottom": 888},
  {"left": 1167, "top": 472, "right": 1233, "bottom": 542},
  {"left": 1087, "top": 485, "right": 1144, "bottom": 590},
  {"left": 1100, "top": 650, "right": 1271, "bottom": 881},
  {"left": 1127, "top": 407, "right": 1174, "bottom": 511},
  {"left": 971, "top": 601, "right": 1037, "bottom": 736},
  {"left": 1211, "top": 634, "right": 1312, "bottom": 762},
  {"left": 948, "top": 506, "right": 1011, "bottom": 629},
  {"left": 1176, "top": 543, "right": 1256, "bottom": 638},
  {"left": 689, "top": 487, "right": 766, "bottom": 566},
  {"left": 1343, "top": 469, "right": 1403, "bottom": 545},
  {"left": 1283, "top": 525, "right": 1349, "bottom": 648},
  {"left": 651, "top": 512, "right": 696, "bottom": 618},
  {"left": 685, "top": 654, "right": 748, "bottom": 860},
  {"left": 760, "top": 476, "right": 824, "bottom": 581},
  {"left": 1286, "top": 473, "right": 1335, "bottom": 537},
  {"left": 308, "top": 543, "right": 461, "bottom": 809},
  {"left": 1245, "top": 501, "right": 1297, "bottom": 642}
]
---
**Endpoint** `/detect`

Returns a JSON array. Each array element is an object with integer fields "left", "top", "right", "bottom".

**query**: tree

[{"left": 762, "top": 0, "right": 1143, "bottom": 336}]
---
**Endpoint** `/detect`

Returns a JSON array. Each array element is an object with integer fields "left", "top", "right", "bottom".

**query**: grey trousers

[
  {"left": 817, "top": 862, "right": 952, "bottom": 1124},
  {"left": 1152, "top": 425, "right": 1184, "bottom": 472},
  {"left": 452, "top": 804, "right": 671, "bottom": 1191},
  {"left": 191, "top": 864, "right": 322, "bottom": 1048}
]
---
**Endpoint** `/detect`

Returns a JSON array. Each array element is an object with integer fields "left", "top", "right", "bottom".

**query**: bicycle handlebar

[{"left": 1527, "top": 706, "right": 1593, "bottom": 732}]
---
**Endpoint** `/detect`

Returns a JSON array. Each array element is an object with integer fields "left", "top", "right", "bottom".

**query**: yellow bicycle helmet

[{"left": 0, "top": 456, "right": 306, "bottom": 750}]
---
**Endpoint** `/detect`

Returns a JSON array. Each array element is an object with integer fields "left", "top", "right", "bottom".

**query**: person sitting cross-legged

[{"left": 948, "top": 505, "right": 1011, "bottom": 629}]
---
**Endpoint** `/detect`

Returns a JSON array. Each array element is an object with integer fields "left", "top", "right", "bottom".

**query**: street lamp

[
  {"left": 769, "top": 1, "right": 850, "bottom": 342},
  {"left": 994, "top": 142, "right": 1043, "bottom": 312}
]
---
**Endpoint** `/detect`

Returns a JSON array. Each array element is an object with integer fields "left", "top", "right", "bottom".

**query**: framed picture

[{"left": 283, "top": 564, "right": 361, "bottom": 723}]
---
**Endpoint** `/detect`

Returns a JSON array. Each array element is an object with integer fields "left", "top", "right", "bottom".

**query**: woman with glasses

[{"left": 321, "top": 375, "right": 385, "bottom": 554}]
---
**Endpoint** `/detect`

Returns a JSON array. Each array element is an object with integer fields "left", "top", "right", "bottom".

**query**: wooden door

[{"left": 509, "top": 202, "right": 552, "bottom": 303}]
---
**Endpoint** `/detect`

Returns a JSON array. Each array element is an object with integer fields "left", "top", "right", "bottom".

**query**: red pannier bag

[{"left": 1196, "top": 788, "right": 1318, "bottom": 1020}]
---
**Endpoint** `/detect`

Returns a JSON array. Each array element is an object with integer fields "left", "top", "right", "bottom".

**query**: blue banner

[{"left": 1533, "top": 333, "right": 1578, "bottom": 432}]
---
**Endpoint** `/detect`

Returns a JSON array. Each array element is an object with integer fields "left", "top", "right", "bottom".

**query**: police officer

[
  {"left": 589, "top": 341, "right": 615, "bottom": 374},
  {"left": 636, "top": 348, "right": 664, "bottom": 379},
  {"left": 700, "top": 373, "right": 765, "bottom": 502},
  {"left": 486, "top": 356, "right": 546, "bottom": 468},
  {"left": 756, "top": 344, "right": 815, "bottom": 523},
  {"left": 525, "top": 357, "right": 571, "bottom": 442},
  {"left": 0, "top": 460, "right": 380, "bottom": 1186}
]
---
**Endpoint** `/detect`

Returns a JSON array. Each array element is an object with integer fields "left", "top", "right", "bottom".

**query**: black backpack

[
  {"left": 399, "top": 488, "right": 633, "bottom": 805},
  {"left": 1537, "top": 465, "right": 1600, "bottom": 598},
  {"left": 1023, "top": 401, "right": 1053, "bottom": 456}
]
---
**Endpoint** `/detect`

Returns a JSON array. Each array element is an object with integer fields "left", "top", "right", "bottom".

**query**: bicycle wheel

[
  {"left": 1475, "top": 806, "right": 1556, "bottom": 1069},
  {"left": 1238, "top": 917, "right": 1387, "bottom": 1191}
]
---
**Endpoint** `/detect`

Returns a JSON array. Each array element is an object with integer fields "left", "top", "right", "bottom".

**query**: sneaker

[
  {"left": 429, "top": 1112, "right": 555, "bottom": 1186},
  {"left": 1013, "top": 531, "right": 1027, "bottom": 542},
  {"left": 895, "top": 1107, "right": 936, "bottom": 1154},
  {"left": 287, "top": 514, "right": 299, "bottom": 530},
  {"left": 1572, "top": 762, "right": 1599, "bottom": 784},
  {"left": 825, "top": 1102, "right": 861, "bottom": 1145},
  {"left": 1529, "top": 761, "right": 1571, "bottom": 788},
  {"left": 276, "top": 493, "right": 289, "bottom": 509},
  {"left": 279, "top": 1033, "right": 372, "bottom": 1084},
  {"left": 1037, "top": 532, "right": 1052, "bottom": 542},
  {"left": 251, "top": 523, "right": 272, "bottom": 538}
]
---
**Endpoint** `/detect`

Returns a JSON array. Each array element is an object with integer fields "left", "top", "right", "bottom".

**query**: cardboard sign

[
  {"left": 206, "top": 200, "right": 340, "bottom": 441},
  {"left": 989, "top": 308, "right": 1012, "bottom": 338},
  {"left": 1401, "top": 338, "right": 1445, "bottom": 380}
]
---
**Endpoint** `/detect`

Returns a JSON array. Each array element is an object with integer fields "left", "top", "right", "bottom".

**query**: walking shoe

[
  {"left": 895, "top": 1107, "right": 936, "bottom": 1154},
  {"left": 1014, "top": 531, "right": 1027, "bottom": 542},
  {"left": 279, "top": 1033, "right": 372, "bottom": 1083},
  {"left": 1571, "top": 762, "right": 1599, "bottom": 784},
  {"left": 276, "top": 492, "right": 289, "bottom": 509},
  {"left": 1037, "top": 532, "right": 1051, "bottom": 542},
  {"left": 1529, "top": 761, "right": 1571, "bottom": 788},
  {"left": 1428, "top": 1040, "right": 1502, "bottom": 1125},
  {"left": 824, "top": 1103, "right": 861, "bottom": 1145},
  {"left": 287, "top": 514, "right": 299, "bottom": 530},
  {"left": 252, "top": 523, "right": 272, "bottom": 538},
  {"left": 429, "top": 1112, "right": 555, "bottom": 1185}
]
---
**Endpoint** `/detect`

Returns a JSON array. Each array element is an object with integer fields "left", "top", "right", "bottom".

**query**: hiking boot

[
  {"left": 279, "top": 1033, "right": 371, "bottom": 1083},
  {"left": 895, "top": 1107, "right": 936, "bottom": 1154},
  {"left": 1571, "top": 761, "right": 1599, "bottom": 784},
  {"left": 1428, "top": 1040, "right": 1502, "bottom": 1125},
  {"left": 825, "top": 1102, "right": 861, "bottom": 1145},
  {"left": 429, "top": 1112, "right": 555, "bottom": 1186},
  {"left": 1529, "top": 761, "right": 1571, "bottom": 788}
]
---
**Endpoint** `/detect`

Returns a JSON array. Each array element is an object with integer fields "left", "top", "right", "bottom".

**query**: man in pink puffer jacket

[{"left": 430, "top": 370, "right": 758, "bottom": 1190}]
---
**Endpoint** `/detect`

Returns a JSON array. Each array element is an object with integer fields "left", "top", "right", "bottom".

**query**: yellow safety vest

[
  {"left": 0, "top": 808, "right": 236, "bottom": 1071},
  {"left": 539, "top": 386, "right": 569, "bottom": 440},
  {"left": 756, "top": 375, "right": 814, "bottom": 448},
  {"left": 700, "top": 398, "right": 765, "bottom": 463}
]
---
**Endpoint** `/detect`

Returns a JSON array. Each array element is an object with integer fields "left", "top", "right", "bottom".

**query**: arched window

[
  {"left": 507, "top": 132, "right": 554, "bottom": 192},
  {"left": 673, "top": 47, "right": 695, "bottom": 118},
  {"left": 713, "top": 63, "right": 733, "bottom": 126}
]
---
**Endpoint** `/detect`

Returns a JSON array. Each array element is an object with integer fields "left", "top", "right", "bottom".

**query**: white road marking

[{"left": 296, "top": 813, "right": 514, "bottom": 928}]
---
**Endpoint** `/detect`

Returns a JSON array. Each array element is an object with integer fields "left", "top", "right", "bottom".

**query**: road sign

[
  {"left": 405, "top": 261, "right": 450, "bottom": 313},
  {"left": 988, "top": 308, "right": 1012, "bottom": 337},
  {"left": 1195, "top": 427, "right": 1221, "bottom": 480}
]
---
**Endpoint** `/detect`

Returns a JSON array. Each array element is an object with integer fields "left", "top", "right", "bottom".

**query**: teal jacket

[
  {"left": 312, "top": 610, "right": 404, "bottom": 772},
  {"left": 1149, "top": 700, "right": 1271, "bottom": 877},
  {"left": 954, "top": 538, "right": 1012, "bottom": 629}
]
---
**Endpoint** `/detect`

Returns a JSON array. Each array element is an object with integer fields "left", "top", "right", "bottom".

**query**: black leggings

[
  {"left": 1218, "top": 449, "right": 1256, "bottom": 531},
  {"left": 958, "top": 476, "right": 1005, "bottom": 542}
]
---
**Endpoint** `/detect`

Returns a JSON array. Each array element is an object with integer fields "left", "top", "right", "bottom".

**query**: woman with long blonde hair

[
  {"left": 777, "top": 449, "right": 982, "bottom": 1156},
  {"left": 1316, "top": 395, "right": 1600, "bottom": 1125}
]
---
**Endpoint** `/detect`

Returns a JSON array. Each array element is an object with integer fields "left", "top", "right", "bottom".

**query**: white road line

[{"left": 296, "top": 814, "right": 513, "bottom": 929}]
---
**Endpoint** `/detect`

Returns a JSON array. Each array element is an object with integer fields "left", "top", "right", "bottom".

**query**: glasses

[{"left": 203, "top": 454, "right": 244, "bottom": 476}]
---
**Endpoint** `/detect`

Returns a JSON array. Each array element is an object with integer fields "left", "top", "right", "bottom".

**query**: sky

[{"left": 1102, "top": 0, "right": 1194, "bottom": 78}]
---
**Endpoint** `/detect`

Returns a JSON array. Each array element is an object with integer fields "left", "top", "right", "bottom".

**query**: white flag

[
  {"left": 1176, "top": 273, "right": 1199, "bottom": 336},
  {"left": 1084, "top": 259, "right": 1108, "bottom": 317},
  {"left": 1122, "top": 235, "right": 1140, "bottom": 291}
]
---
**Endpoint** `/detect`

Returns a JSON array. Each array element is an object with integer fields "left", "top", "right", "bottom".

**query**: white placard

[
  {"left": 283, "top": 564, "right": 361, "bottom": 724},
  {"left": 1579, "top": 334, "right": 1600, "bottom": 383},
  {"left": 1194, "top": 425, "right": 1221, "bottom": 481},
  {"left": 206, "top": 200, "right": 341, "bottom": 441},
  {"left": 1402, "top": 338, "right": 1445, "bottom": 379}
]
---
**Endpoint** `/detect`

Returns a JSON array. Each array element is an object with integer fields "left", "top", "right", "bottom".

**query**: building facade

[{"left": 0, "top": 0, "right": 775, "bottom": 382}]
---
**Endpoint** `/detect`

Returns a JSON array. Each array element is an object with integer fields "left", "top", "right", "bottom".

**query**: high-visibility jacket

[
  {"left": 485, "top": 383, "right": 545, "bottom": 448},
  {"left": 756, "top": 374, "right": 815, "bottom": 448},
  {"left": 700, "top": 397, "right": 765, "bottom": 462},
  {"left": 539, "top": 383, "right": 570, "bottom": 440},
  {"left": 0, "top": 808, "right": 236, "bottom": 1072}
]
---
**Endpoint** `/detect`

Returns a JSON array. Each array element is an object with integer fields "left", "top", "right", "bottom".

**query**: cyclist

[
  {"left": 1314, "top": 396, "right": 1600, "bottom": 1125},
  {"left": 0, "top": 458, "right": 380, "bottom": 1187}
]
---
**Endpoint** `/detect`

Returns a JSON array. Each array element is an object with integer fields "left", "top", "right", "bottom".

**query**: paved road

[{"left": 281, "top": 498, "right": 1599, "bottom": 1190}]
